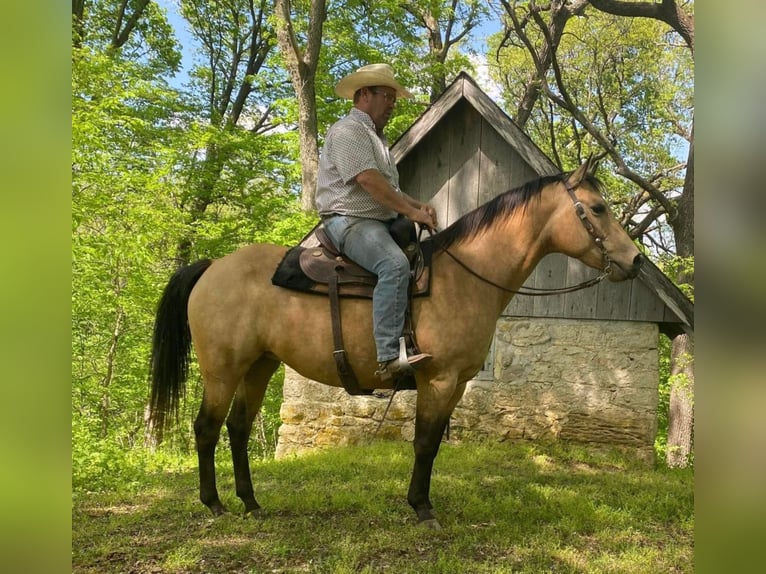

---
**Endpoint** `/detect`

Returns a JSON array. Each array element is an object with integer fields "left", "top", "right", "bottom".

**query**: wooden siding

[
  {"left": 460, "top": 77, "right": 559, "bottom": 177},
  {"left": 391, "top": 82, "right": 464, "bottom": 165},
  {"left": 399, "top": 100, "right": 537, "bottom": 226}
]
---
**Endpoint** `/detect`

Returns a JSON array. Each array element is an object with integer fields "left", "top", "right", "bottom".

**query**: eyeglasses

[{"left": 369, "top": 88, "right": 397, "bottom": 104}]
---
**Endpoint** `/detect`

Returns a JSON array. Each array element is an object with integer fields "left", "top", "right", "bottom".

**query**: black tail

[{"left": 149, "top": 259, "right": 213, "bottom": 440}]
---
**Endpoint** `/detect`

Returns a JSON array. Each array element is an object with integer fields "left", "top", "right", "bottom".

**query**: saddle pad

[{"left": 271, "top": 226, "right": 432, "bottom": 299}]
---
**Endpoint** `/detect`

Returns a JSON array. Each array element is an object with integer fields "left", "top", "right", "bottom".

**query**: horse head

[{"left": 551, "top": 156, "right": 643, "bottom": 281}]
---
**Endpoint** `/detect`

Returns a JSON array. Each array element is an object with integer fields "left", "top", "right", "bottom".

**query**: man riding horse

[{"left": 315, "top": 63, "right": 438, "bottom": 382}]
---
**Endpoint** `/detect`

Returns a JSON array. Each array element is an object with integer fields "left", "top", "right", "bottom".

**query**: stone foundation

[{"left": 275, "top": 318, "right": 659, "bottom": 462}]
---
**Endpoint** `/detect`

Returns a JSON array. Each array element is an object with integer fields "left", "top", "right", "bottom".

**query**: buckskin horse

[{"left": 148, "top": 157, "right": 642, "bottom": 529}]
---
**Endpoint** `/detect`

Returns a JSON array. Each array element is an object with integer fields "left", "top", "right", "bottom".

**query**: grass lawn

[{"left": 72, "top": 439, "right": 693, "bottom": 573}]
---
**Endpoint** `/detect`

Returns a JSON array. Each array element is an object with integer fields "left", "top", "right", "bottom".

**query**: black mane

[{"left": 429, "top": 172, "right": 605, "bottom": 251}]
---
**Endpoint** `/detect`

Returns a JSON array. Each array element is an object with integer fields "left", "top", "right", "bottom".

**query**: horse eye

[{"left": 591, "top": 203, "right": 607, "bottom": 215}]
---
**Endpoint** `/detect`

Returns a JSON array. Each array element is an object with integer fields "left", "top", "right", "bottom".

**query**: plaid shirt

[{"left": 315, "top": 108, "right": 401, "bottom": 221}]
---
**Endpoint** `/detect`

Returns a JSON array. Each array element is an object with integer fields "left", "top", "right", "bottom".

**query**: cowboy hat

[{"left": 334, "top": 63, "right": 413, "bottom": 100}]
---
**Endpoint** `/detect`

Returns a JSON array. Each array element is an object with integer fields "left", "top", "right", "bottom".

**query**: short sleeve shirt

[{"left": 315, "top": 108, "right": 400, "bottom": 221}]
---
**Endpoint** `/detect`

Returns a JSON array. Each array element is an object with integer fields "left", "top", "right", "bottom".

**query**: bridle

[
  {"left": 439, "top": 178, "right": 614, "bottom": 297},
  {"left": 562, "top": 178, "right": 613, "bottom": 279}
]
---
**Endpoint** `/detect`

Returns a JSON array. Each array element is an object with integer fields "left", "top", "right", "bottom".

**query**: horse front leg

[
  {"left": 407, "top": 414, "right": 449, "bottom": 528},
  {"left": 407, "top": 379, "right": 466, "bottom": 529}
]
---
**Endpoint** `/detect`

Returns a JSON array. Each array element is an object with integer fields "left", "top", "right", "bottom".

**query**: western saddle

[{"left": 271, "top": 219, "right": 432, "bottom": 395}]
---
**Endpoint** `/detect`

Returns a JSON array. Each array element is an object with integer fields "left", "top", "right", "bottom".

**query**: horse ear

[
  {"left": 585, "top": 153, "right": 598, "bottom": 175},
  {"left": 565, "top": 155, "right": 592, "bottom": 188}
]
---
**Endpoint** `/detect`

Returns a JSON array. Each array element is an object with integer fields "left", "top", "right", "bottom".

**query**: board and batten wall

[{"left": 396, "top": 99, "right": 539, "bottom": 228}]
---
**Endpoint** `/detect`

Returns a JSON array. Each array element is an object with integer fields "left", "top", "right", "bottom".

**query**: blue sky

[{"left": 157, "top": 0, "right": 195, "bottom": 88}]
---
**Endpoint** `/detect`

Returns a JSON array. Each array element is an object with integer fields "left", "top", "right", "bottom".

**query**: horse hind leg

[
  {"left": 226, "top": 357, "right": 281, "bottom": 516},
  {"left": 194, "top": 379, "right": 236, "bottom": 516}
]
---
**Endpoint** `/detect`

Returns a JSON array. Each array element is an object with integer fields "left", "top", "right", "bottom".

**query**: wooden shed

[{"left": 275, "top": 73, "right": 693, "bottom": 462}]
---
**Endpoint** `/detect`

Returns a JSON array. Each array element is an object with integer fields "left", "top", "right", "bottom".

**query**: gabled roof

[
  {"left": 392, "top": 72, "right": 693, "bottom": 336},
  {"left": 392, "top": 72, "right": 558, "bottom": 176},
  {"left": 637, "top": 258, "right": 694, "bottom": 336}
]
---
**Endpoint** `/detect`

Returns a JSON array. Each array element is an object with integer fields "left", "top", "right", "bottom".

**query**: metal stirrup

[{"left": 396, "top": 336, "right": 415, "bottom": 374}]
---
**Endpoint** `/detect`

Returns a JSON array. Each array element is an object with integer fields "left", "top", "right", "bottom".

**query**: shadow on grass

[{"left": 72, "top": 440, "right": 693, "bottom": 573}]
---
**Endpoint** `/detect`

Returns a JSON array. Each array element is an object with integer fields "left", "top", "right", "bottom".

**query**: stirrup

[
  {"left": 396, "top": 336, "right": 415, "bottom": 374},
  {"left": 375, "top": 338, "right": 432, "bottom": 382}
]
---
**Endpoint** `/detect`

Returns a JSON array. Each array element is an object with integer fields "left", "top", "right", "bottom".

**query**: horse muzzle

[{"left": 609, "top": 252, "right": 643, "bottom": 281}]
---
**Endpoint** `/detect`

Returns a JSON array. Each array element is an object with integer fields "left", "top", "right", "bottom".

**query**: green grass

[{"left": 72, "top": 440, "right": 693, "bottom": 573}]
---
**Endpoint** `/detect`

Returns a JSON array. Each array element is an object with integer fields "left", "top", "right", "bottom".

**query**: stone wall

[{"left": 275, "top": 318, "right": 659, "bottom": 462}]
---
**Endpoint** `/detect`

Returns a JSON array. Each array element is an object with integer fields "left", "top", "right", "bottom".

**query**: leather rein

[{"left": 440, "top": 179, "right": 614, "bottom": 297}]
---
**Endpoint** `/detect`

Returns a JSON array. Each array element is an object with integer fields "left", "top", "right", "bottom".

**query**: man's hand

[
  {"left": 422, "top": 204, "right": 438, "bottom": 230},
  {"left": 408, "top": 204, "right": 438, "bottom": 231}
]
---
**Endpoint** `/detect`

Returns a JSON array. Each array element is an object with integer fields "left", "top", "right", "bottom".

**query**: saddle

[{"left": 271, "top": 219, "right": 433, "bottom": 395}]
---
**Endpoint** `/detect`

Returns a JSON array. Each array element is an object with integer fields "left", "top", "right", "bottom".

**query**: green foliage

[
  {"left": 494, "top": 11, "right": 692, "bottom": 174},
  {"left": 654, "top": 334, "right": 672, "bottom": 461},
  {"left": 77, "top": 0, "right": 182, "bottom": 75},
  {"left": 72, "top": 36, "right": 189, "bottom": 482},
  {"left": 658, "top": 254, "right": 695, "bottom": 301}
]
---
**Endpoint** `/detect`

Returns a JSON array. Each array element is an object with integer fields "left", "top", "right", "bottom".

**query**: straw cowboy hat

[{"left": 334, "top": 63, "right": 413, "bottom": 100}]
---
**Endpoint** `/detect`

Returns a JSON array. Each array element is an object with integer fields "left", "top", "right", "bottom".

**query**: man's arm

[{"left": 355, "top": 169, "right": 438, "bottom": 229}]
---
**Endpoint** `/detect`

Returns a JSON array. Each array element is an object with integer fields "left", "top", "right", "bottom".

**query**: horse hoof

[
  {"left": 209, "top": 505, "right": 228, "bottom": 517},
  {"left": 244, "top": 507, "right": 265, "bottom": 519},
  {"left": 419, "top": 518, "right": 442, "bottom": 530}
]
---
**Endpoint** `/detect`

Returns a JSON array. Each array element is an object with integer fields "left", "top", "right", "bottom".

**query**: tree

[
  {"left": 174, "top": 0, "right": 282, "bottom": 263},
  {"left": 494, "top": 0, "right": 694, "bottom": 466},
  {"left": 586, "top": 0, "right": 694, "bottom": 468},
  {"left": 274, "top": 0, "right": 327, "bottom": 212},
  {"left": 402, "top": 0, "right": 487, "bottom": 102},
  {"left": 72, "top": 0, "right": 181, "bottom": 72},
  {"left": 497, "top": 0, "right": 589, "bottom": 126},
  {"left": 72, "top": 0, "right": 189, "bottom": 479}
]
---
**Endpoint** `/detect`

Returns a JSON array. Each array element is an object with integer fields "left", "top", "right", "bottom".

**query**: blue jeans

[{"left": 322, "top": 216, "right": 410, "bottom": 363}]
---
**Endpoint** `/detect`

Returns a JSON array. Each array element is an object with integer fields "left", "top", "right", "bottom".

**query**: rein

[
  {"left": 442, "top": 249, "right": 607, "bottom": 296},
  {"left": 439, "top": 178, "right": 613, "bottom": 297}
]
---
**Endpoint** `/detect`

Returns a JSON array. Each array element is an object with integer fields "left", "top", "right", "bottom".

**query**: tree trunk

[
  {"left": 666, "top": 120, "right": 694, "bottom": 467},
  {"left": 503, "top": 0, "right": 589, "bottom": 127},
  {"left": 72, "top": 0, "right": 86, "bottom": 47},
  {"left": 100, "top": 305, "right": 124, "bottom": 438},
  {"left": 176, "top": 142, "right": 226, "bottom": 266},
  {"left": 274, "top": 0, "right": 326, "bottom": 212},
  {"left": 297, "top": 82, "right": 320, "bottom": 212},
  {"left": 667, "top": 332, "right": 694, "bottom": 467}
]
